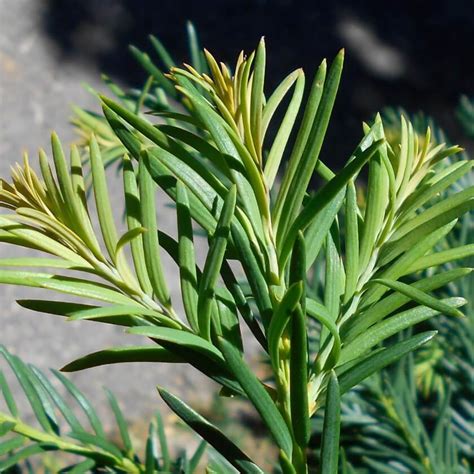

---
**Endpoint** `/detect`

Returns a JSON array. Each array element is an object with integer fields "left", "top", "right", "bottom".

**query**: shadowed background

[
  {"left": 0, "top": 0, "right": 472, "bottom": 456},
  {"left": 41, "top": 0, "right": 474, "bottom": 159}
]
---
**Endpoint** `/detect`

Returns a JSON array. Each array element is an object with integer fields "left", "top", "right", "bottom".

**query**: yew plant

[{"left": 0, "top": 33, "right": 472, "bottom": 472}]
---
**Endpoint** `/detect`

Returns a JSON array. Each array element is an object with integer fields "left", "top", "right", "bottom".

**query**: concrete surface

[{"left": 0, "top": 0, "right": 214, "bottom": 446}]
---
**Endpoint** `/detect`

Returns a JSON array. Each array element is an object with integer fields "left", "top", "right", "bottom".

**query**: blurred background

[
  {"left": 1, "top": 0, "right": 473, "bottom": 460},
  {"left": 3, "top": 0, "right": 474, "bottom": 164}
]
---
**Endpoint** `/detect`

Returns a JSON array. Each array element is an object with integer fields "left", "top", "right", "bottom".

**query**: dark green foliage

[
  {"left": 0, "top": 346, "right": 206, "bottom": 472},
  {"left": 308, "top": 100, "right": 473, "bottom": 473}
]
